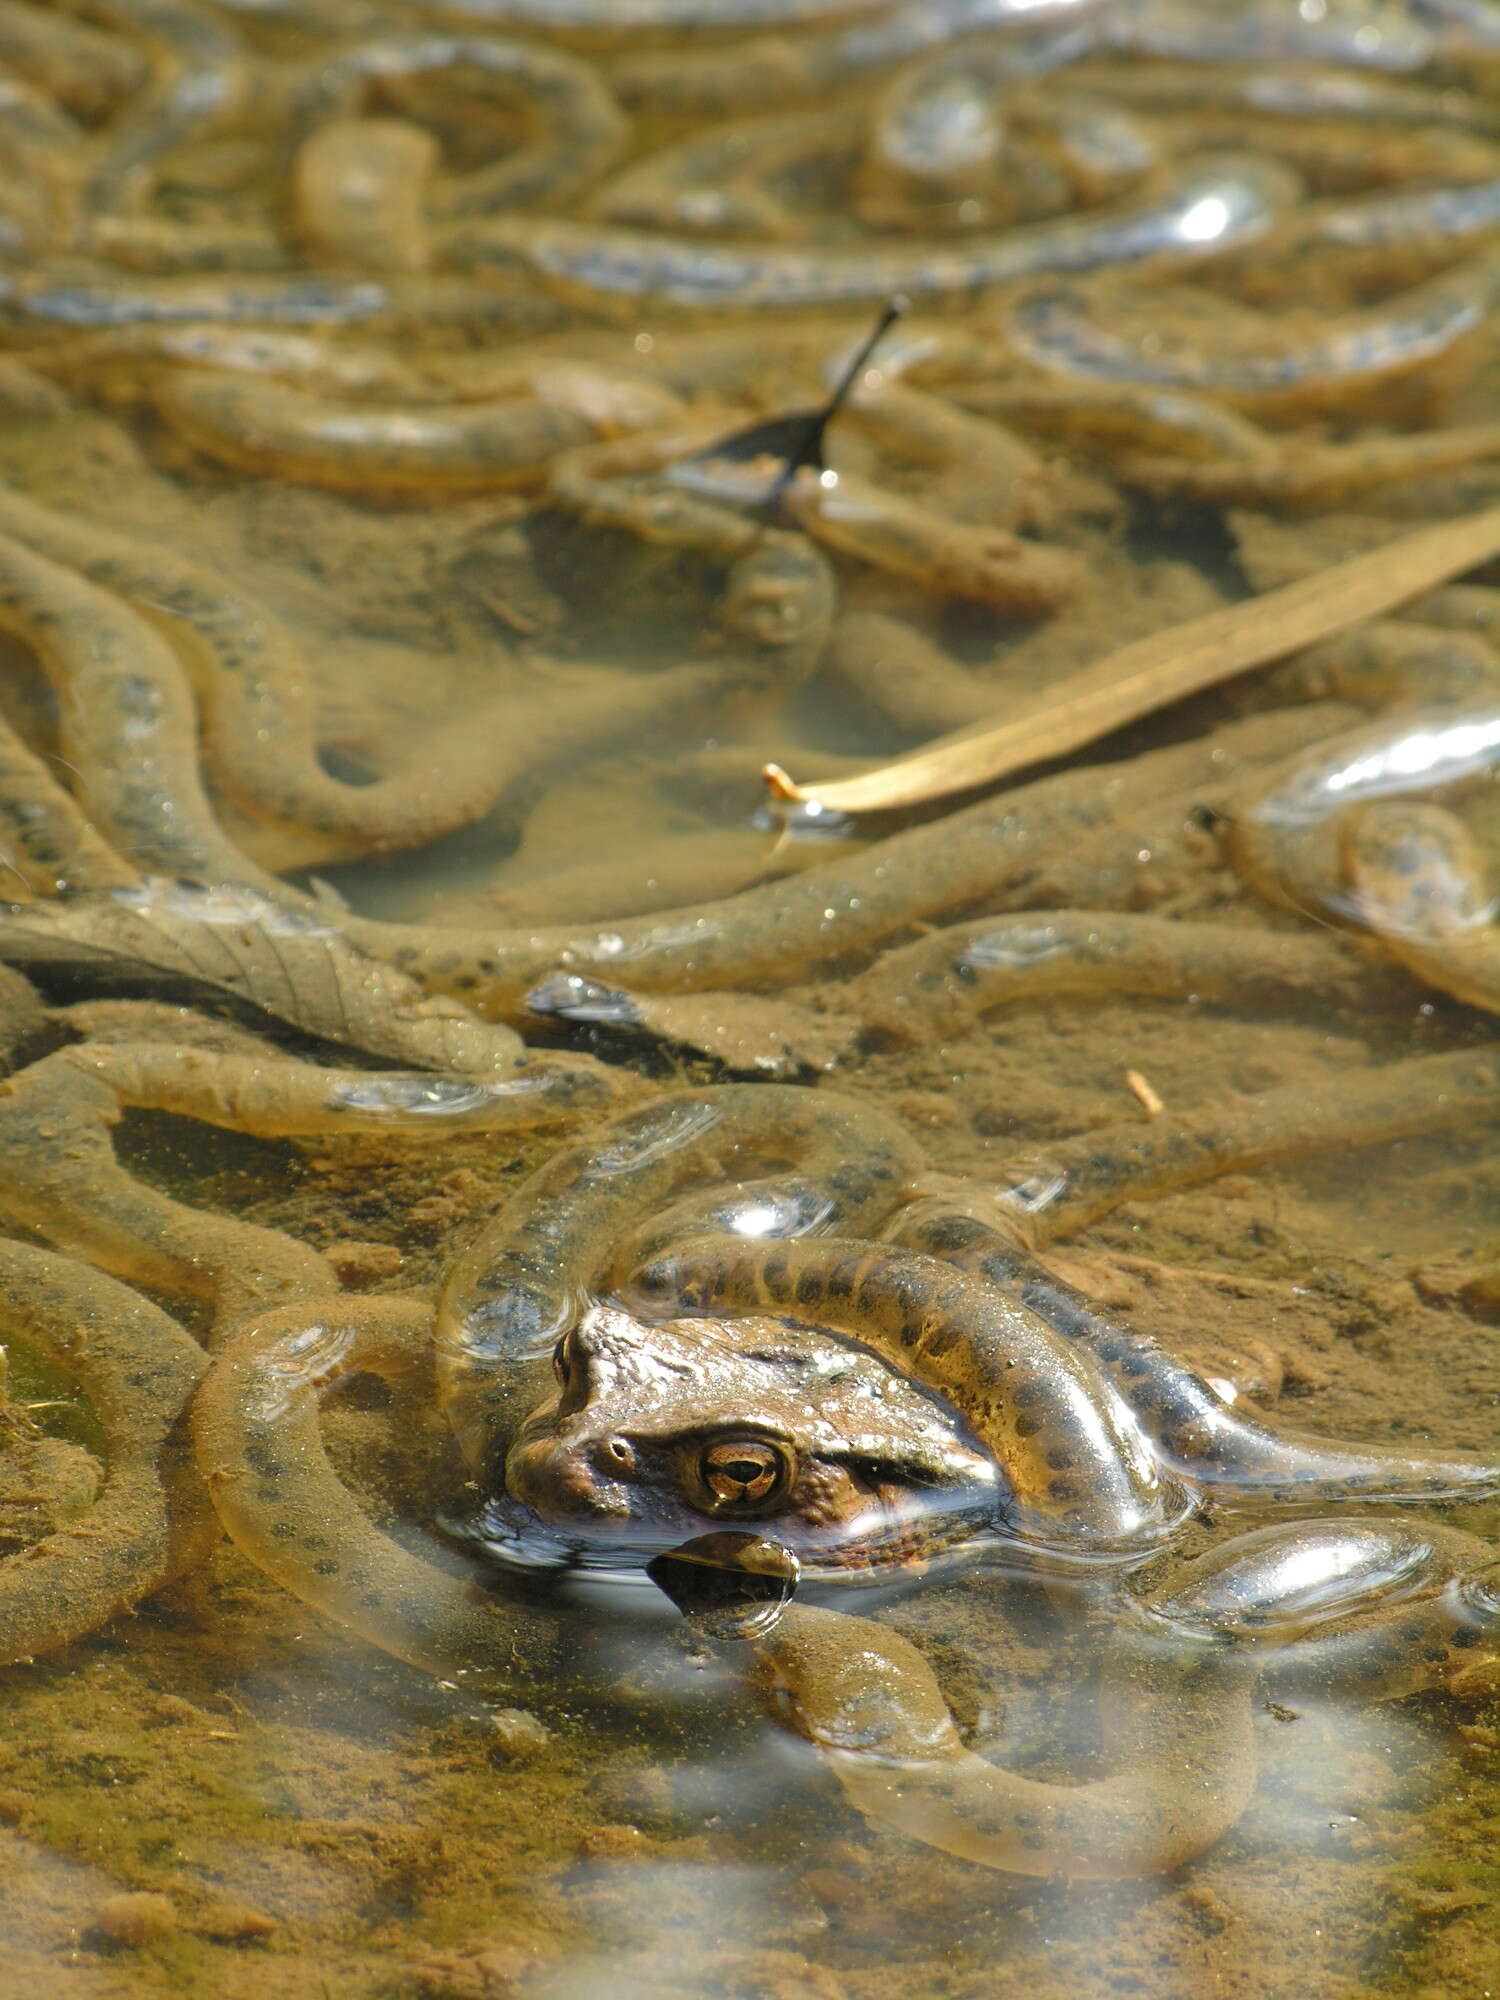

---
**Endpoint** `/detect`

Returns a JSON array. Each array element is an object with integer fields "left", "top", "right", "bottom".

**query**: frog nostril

[{"left": 603, "top": 1437, "right": 635, "bottom": 1470}]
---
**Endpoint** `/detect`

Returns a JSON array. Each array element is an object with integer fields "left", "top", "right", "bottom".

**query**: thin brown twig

[{"left": 765, "top": 502, "right": 1500, "bottom": 814}]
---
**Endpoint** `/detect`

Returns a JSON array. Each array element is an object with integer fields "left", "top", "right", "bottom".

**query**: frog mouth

[
  {"left": 445, "top": 1477, "right": 1001, "bottom": 1585},
  {"left": 440, "top": 1491, "right": 612, "bottom": 1578}
]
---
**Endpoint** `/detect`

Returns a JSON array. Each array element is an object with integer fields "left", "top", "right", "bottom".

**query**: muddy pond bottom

[{"left": 3, "top": 0, "right": 1500, "bottom": 1994}]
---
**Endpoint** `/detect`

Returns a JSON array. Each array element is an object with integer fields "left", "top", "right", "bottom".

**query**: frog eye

[
  {"left": 552, "top": 1329, "right": 586, "bottom": 1401},
  {"left": 551, "top": 1329, "right": 591, "bottom": 1415},
  {"left": 694, "top": 1437, "right": 794, "bottom": 1515}
]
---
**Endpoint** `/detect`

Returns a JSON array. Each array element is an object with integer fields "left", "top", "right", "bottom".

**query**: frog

[{"left": 487, "top": 1301, "right": 1002, "bottom": 1578}]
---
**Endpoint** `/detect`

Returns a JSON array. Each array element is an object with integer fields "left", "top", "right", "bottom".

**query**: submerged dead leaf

[
  {"left": 0, "top": 878, "right": 526, "bottom": 1074},
  {"left": 526, "top": 973, "right": 854, "bottom": 1076}
]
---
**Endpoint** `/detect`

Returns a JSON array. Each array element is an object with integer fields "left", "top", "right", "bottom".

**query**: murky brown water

[{"left": 1, "top": 2, "right": 1499, "bottom": 1995}]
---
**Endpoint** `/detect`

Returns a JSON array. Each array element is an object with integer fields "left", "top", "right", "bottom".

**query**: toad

[{"left": 489, "top": 1302, "right": 1002, "bottom": 1578}]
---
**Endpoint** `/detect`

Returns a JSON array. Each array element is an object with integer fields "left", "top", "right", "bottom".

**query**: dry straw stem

[{"left": 765, "top": 504, "right": 1500, "bottom": 815}]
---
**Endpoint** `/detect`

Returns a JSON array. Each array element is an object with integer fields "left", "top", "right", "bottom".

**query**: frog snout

[{"left": 505, "top": 1434, "right": 636, "bottom": 1519}]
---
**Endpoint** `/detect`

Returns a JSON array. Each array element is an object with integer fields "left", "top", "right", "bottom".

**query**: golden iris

[{"left": 694, "top": 1437, "right": 793, "bottom": 1514}]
